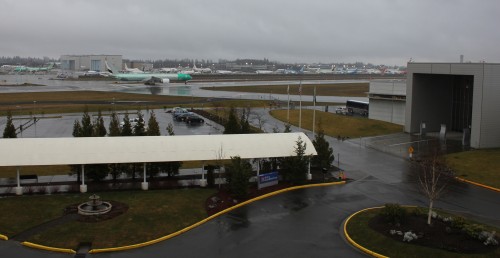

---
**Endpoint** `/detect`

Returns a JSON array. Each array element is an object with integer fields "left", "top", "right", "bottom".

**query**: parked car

[
  {"left": 185, "top": 115, "right": 205, "bottom": 124},
  {"left": 175, "top": 112, "right": 194, "bottom": 122},
  {"left": 173, "top": 108, "right": 189, "bottom": 118},
  {"left": 335, "top": 107, "right": 348, "bottom": 115}
]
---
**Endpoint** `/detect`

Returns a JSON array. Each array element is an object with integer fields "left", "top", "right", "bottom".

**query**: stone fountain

[{"left": 78, "top": 194, "right": 112, "bottom": 216}]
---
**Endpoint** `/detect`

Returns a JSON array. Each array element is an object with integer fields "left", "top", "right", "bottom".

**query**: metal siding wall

[
  {"left": 369, "top": 99, "right": 391, "bottom": 122},
  {"left": 479, "top": 64, "right": 500, "bottom": 148},
  {"left": 392, "top": 102, "right": 406, "bottom": 125},
  {"left": 431, "top": 63, "right": 451, "bottom": 74}
]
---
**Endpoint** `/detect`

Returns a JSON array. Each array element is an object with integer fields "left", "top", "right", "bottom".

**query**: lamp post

[{"left": 33, "top": 101, "right": 37, "bottom": 137}]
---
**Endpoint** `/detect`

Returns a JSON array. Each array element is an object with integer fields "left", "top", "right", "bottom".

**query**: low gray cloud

[{"left": 1, "top": 0, "right": 499, "bottom": 65}]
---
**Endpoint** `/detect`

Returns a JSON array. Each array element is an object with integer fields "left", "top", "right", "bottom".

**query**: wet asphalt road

[{"left": 0, "top": 79, "right": 499, "bottom": 257}]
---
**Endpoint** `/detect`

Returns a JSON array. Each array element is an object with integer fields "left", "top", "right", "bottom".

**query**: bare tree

[
  {"left": 214, "top": 145, "right": 225, "bottom": 189},
  {"left": 250, "top": 110, "right": 267, "bottom": 132},
  {"left": 417, "top": 151, "right": 454, "bottom": 225}
]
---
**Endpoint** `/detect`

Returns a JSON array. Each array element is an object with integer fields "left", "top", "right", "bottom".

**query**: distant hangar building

[
  {"left": 368, "top": 79, "right": 407, "bottom": 125},
  {"left": 405, "top": 62, "right": 500, "bottom": 149},
  {"left": 60, "top": 55, "right": 122, "bottom": 72}
]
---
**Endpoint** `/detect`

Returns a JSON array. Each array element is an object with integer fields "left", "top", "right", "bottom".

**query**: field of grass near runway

[
  {"left": 0, "top": 91, "right": 273, "bottom": 115},
  {"left": 270, "top": 109, "right": 403, "bottom": 138},
  {"left": 201, "top": 82, "right": 369, "bottom": 97}
]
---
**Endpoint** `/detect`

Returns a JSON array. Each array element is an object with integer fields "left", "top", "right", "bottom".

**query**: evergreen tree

[
  {"left": 280, "top": 136, "right": 308, "bottom": 184},
  {"left": 72, "top": 120, "right": 82, "bottom": 137},
  {"left": 80, "top": 109, "right": 93, "bottom": 137},
  {"left": 312, "top": 128, "right": 334, "bottom": 169},
  {"left": 166, "top": 122, "right": 175, "bottom": 136},
  {"left": 239, "top": 109, "right": 250, "bottom": 133},
  {"left": 224, "top": 107, "right": 240, "bottom": 134},
  {"left": 133, "top": 110, "right": 146, "bottom": 136},
  {"left": 225, "top": 156, "right": 252, "bottom": 199},
  {"left": 147, "top": 110, "right": 161, "bottom": 136},
  {"left": 3, "top": 111, "right": 17, "bottom": 138},
  {"left": 93, "top": 110, "right": 107, "bottom": 137},
  {"left": 107, "top": 111, "right": 121, "bottom": 182},
  {"left": 121, "top": 113, "right": 133, "bottom": 136},
  {"left": 108, "top": 112, "right": 121, "bottom": 136}
]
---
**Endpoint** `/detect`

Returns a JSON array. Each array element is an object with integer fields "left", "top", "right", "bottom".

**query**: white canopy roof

[{"left": 0, "top": 133, "right": 317, "bottom": 166}]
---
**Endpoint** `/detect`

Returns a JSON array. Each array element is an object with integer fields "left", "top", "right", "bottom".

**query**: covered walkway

[{"left": 0, "top": 133, "right": 316, "bottom": 194}]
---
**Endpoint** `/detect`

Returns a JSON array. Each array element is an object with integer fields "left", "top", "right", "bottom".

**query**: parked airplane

[
  {"left": 193, "top": 62, "right": 212, "bottom": 73},
  {"left": 123, "top": 63, "right": 144, "bottom": 74},
  {"left": 256, "top": 70, "right": 273, "bottom": 74},
  {"left": 14, "top": 63, "right": 54, "bottom": 73},
  {"left": 159, "top": 67, "right": 178, "bottom": 73},
  {"left": 215, "top": 69, "right": 233, "bottom": 75},
  {"left": 105, "top": 61, "right": 191, "bottom": 84}
]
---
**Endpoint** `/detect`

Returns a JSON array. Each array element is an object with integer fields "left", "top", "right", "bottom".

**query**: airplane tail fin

[
  {"left": 105, "top": 60, "right": 118, "bottom": 74},
  {"left": 124, "top": 63, "right": 129, "bottom": 70}
]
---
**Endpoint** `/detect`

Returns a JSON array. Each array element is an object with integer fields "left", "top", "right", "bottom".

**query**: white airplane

[
  {"left": 216, "top": 70, "right": 233, "bottom": 74},
  {"left": 123, "top": 63, "right": 144, "bottom": 74},
  {"left": 318, "top": 65, "right": 335, "bottom": 74},
  {"left": 105, "top": 60, "right": 191, "bottom": 84},
  {"left": 193, "top": 62, "right": 212, "bottom": 73},
  {"left": 256, "top": 70, "right": 273, "bottom": 74},
  {"left": 159, "top": 67, "right": 178, "bottom": 73}
]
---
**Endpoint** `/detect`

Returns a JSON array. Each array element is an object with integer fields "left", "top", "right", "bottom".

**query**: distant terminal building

[
  {"left": 368, "top": 79, "right": 407, "bottom": 125},
  {"left": 60, "top": 55, "right": 122, "bottom": 72},
  {"left": 405, "top": 62, "right": 500, "bottom": 149}
]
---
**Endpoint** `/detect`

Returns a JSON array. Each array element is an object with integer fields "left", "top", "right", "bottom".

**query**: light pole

[{"left": 33, "top": 101, "right": 37, "bottom": 137}]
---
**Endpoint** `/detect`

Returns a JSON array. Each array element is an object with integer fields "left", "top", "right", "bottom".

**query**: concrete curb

[
  {"left": 89, "top": 181, "right": 346, "bottom": 254},
  {"left": 21, "top": 241, "right": 76, "bottom": 254},
  {"left": 455, "top": 177, "right": 500, "bottom": 193},
  {"left": 343, "top": 206, "right": 389, "bottom": 258},
  {"left": 0, "top": 234, "right": 8, "bottom": 241}
]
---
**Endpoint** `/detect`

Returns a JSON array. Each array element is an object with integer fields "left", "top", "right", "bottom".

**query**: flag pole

[
  {"left": 287, "top": 84, "right": 290, "bottom": 123},
  {"left": 313, "top": 86, "right": 316, "bottom": 138},
  {"left": 299, "top": 80, "right": 302, "bottom": 130}
]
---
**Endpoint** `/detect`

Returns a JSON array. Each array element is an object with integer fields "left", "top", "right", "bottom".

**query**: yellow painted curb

[
  {"left": 343, "top": 207, "right": 389, "bottom": 258},
  {"left": 90, "top": 181, "right": 346, "bottom": 253},
  {"left": 0, "top": 234, "right": 8, "bottom": 241},
  {"left": 455, "top": 177, "right": 500, "bottom": 193},
  {"left": 22, "top": 241, "right": 76, "bottom": 254}
]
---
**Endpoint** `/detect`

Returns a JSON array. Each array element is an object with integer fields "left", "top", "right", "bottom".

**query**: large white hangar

[{"left": 405, "top": 62, "right": 500, "bottom": 149}]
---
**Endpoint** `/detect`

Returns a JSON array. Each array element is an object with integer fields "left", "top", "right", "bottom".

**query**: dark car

[
  {"left": 175, "top": 112, "right": 194, "bottom": 122},
  {"left": 185, "top": 115, "right": 205, "bottom": 124}
]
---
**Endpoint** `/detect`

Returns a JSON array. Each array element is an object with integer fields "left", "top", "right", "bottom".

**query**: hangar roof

[{"left": 0, "top": 133, "right": 316, "bottom": 166}]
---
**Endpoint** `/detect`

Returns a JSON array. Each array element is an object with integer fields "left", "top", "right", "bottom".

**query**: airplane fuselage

[{"left": 111, "top": 73, "right": 192, "bottom": 82}]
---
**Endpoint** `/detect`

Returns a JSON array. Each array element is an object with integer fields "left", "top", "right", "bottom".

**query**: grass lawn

[
  {"left": 445, "top": 148, "right": 500, "bottom": 189},
  {"left": 346, "top": 207, "right": 500, "bottom": 258},
  {"left": 0, "top": 189, "right": 215, "bottom": 249},
  {"left": 0, "top": 91, "right": 281, "bottom": 116},
  {"left": 270, "top": 109, "right": 403, "bottom": 138},
  {"left": 201, "top": 82, "right": 369, "bottom": 97}
]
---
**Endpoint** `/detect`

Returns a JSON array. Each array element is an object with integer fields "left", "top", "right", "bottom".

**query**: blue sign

[{"left": 258, "top": 172, "right": 279, "bottom": 189}]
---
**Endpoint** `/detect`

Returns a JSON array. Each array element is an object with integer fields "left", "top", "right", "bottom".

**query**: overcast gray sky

[{"left": 1, "top": 0, "right": 499, "bottom": 66}]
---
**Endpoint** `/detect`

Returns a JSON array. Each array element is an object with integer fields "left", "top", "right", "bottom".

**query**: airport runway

[{"left": 0, "top": 74, "right": 369, "bottom": 103}]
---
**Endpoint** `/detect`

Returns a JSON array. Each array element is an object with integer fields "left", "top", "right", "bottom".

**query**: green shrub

[
  {"left": 411, "top": 207, "right": 426, "bottom": 217},
  {"left": 450, "top": 216, "right": 466, "bottom": 230},
  {"left": 462, "top": 223, "right": 486, "bottom": 239},
  {"left": 381, "top": 203, "right": 407, "bottom": 225}
]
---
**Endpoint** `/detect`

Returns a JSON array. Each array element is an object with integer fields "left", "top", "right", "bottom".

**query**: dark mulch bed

[
  {"left": 369, "top": 214, "right": 498, "bottom": 254},
  {"left": 64, "top": 201, "right": 129, "bottom": 223}
]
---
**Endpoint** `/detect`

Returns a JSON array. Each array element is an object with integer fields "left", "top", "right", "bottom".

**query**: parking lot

[{"left": 0, "top": 108, "right": 223, "bottom": 138}]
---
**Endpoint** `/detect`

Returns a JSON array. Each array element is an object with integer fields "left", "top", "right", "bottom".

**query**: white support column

[
  {"left": 15, "top": 166, "right": 23, "bottom": 195},
  {"left": 141, "top": 162, "right": 149, "bottom": 190},
  {"left": 199, "top": 162, "right": 207, "bottom": 187},
  {"left": 306, "top": 158, "right": 312, "bottom": 180},
  {"left": 80, "top": 164, "right": 87, "bottom": 193}
]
